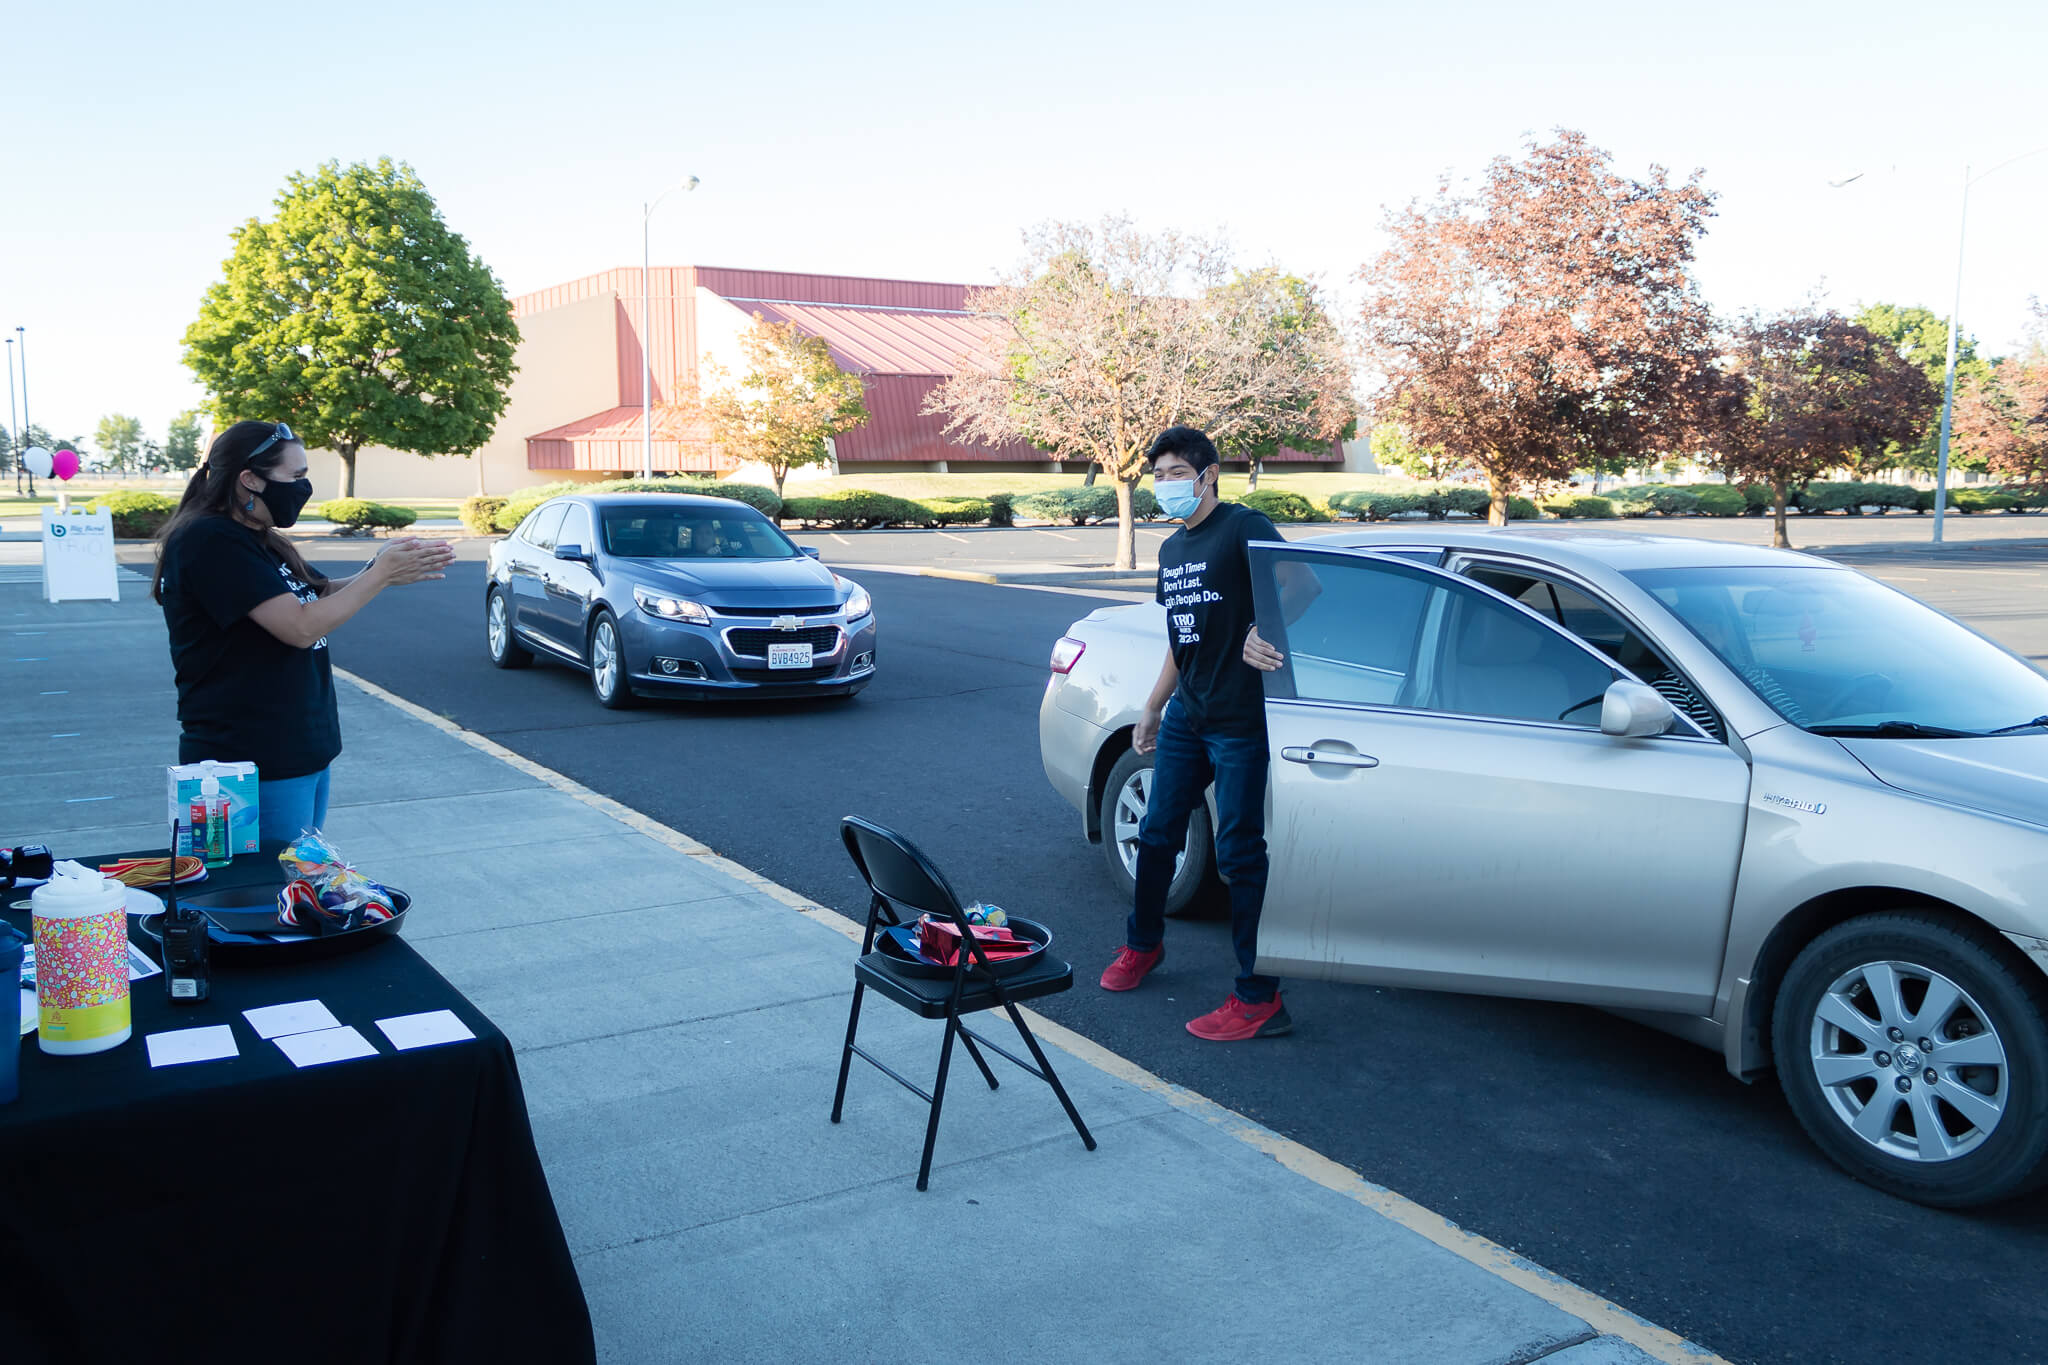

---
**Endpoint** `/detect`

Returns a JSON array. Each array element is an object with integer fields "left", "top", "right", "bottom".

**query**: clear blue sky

[{"left": 6, "top": 0, "right": 2045, "bottom": 445}]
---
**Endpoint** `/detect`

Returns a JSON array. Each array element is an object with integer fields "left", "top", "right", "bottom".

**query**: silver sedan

[{"left": 1040, "top": 528, "right": 2048, "bottom": 1207}]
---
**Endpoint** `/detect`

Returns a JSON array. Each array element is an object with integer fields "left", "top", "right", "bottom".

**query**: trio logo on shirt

[
  {"left": 279, "top": 563, "right": 327, "bottom": 650},
  {"left": 1160, "top": 559, "right": 1222, "bottom": 646}
]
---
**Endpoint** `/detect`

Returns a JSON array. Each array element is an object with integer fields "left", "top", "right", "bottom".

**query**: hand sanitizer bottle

[{"left": 200, "top": 774, "right": 231, "bottom": 867}]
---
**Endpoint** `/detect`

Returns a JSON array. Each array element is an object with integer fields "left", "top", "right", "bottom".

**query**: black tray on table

[
  {"left": 136, "top": 881, "right": 411, "bottom": 965},
  {"left": 874, "top": 915, "right": 1051, "bottom": 979}
]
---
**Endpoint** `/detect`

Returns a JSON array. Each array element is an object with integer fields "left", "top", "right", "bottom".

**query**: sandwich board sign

[{"left": 41, "top": 507, "right": 120, "bottom": 603}]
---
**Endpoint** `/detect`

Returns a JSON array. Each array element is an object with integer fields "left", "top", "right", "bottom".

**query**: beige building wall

[{"left": 306, "top": 290, "right": 623, "bottom": 503}]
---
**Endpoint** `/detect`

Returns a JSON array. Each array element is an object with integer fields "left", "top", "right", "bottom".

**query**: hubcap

[
  {"left": 488, "top": 594, "right": 508, "bottom": 656},
  {"left": 593, "top": 621, "right": 617, "bottom": 697},
  {"left": 1112, "top": 767, "right": 1190, "bottom": 883},
  {"left": 1808, "top": 959, "right": 2008, "bottom": 1163}
]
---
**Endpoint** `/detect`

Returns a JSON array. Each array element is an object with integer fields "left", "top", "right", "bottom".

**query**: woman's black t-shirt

[
  {"left": 1155, "top": 501, "right": 1283, "bottom": 738},
  {"left": 159, "top": 516, "right": 341, "bottom": 780}
]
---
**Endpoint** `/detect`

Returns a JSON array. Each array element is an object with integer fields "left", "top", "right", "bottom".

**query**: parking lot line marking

[
  {"left": 51, "top": 732, "right": 80, "bottom": 738},
  {"left": 334, "top": 664, "right": 1728, "bottom": 1365},
  {"left": 39, "top": 690, "right": 66, "bottom": 695},
  {"left": 829, "top": 533, "right": 851, "bottom": 546},
  {"left": 63, "top": 796, "right": 114, "bottom": 804},
  {"left": 934, "top": 531, "right": 970, "bottom": 544},
  {"left": 1034, "top": 528, "right": 1078, "bottom": 542}
]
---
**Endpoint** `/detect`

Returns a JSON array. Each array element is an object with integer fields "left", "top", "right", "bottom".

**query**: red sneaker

[
  {"left": 1099, "top": 944, "right": 1164, "bottom": 992},
  {"left": 1186, "top": 993, "right": 1292, "bottom": 1041}
]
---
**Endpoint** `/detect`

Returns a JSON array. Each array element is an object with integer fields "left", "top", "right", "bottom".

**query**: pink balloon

[{"left": 53, "top": 449, "right": 78, "bottom": 481}]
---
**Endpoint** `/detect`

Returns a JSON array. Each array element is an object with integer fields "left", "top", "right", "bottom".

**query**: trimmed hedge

[
  {"left": 1505, "top": 495, "right": 1542, "bottom": 520},
  {"left": 487, "top": 477, "right": 783, "bottom": 533},
  {"left": 916, "top": 496, "right": 993, "bottom": 527},
  {"left": 1693, "top": 485, "right": 1747, "bottom": 518},
  {"left": 987, "top": 492, "right": 1015, "bottom": 528},
  {"left": 1797, "top": 480, "right": 1917, "bottom": 515},
  {"left": 1015, "top": 485, "right": 1161, "bottom": 525},
  {"left": 1607, "top": 485, "right": 1702, "bottom": 517},
  {"left": 1542, "top": 495, "right": 1618, "bottom": 520},
  {"left": 780, "top": 490, "right": 926, "bottom": 529},
  {"left": 1239, "top": 489, "right": 1328, "bottom": 523},
  {"left": 317, "top": 499, "right": 417, "bottom": 532},
  {"left": 460, "top": 496, "right": 507, "bottom": 534},
  {"left": 85, "top": 491, "right": 177, "bottom": 538}
]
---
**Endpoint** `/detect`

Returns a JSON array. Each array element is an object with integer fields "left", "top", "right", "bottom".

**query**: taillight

[{"left": 1050, "top": 637, "right": 1086, "bottom": 674}]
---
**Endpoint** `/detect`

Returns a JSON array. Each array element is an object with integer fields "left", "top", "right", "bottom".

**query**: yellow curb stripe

[{"left": 335, "top": 665, "right": 1725, "bottom": 1365}]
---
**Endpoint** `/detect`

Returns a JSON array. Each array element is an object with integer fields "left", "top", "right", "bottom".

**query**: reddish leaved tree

[
  {"left": 1952, "top": 300, "right": 2048, "bottom": 496},
  {"left": 1356, "top": 130, "right": 1720, "bottom": 524},
  {"left": 1704, "top": 308, "right": 1936, "bottom": 547}
]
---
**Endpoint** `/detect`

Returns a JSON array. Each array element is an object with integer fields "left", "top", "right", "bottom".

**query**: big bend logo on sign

[{"left": 41, "top": 508, "right": 120, "bottom": 603}]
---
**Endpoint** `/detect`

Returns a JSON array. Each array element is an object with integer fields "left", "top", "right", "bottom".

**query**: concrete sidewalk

[{"left": 1, "top": 571, "right": 1717, "bottom": 1364}]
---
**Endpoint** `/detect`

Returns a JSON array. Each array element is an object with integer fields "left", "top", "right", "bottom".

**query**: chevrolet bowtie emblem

[{"left": 771, "top": 615, "right": 802, "bottom": 631}]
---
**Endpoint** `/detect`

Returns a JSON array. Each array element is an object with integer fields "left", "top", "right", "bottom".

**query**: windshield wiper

[
  {"left": 1808, "top": 720, "right": 1981, "bottom": 739},
  {"left": 1984, "top": 714, "right": 2048, "bottom": 736}
]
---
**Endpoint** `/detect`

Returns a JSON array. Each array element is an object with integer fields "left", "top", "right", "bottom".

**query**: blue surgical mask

[{"left": 1156, "top": 478, "right": 1203, "bottom": 519}]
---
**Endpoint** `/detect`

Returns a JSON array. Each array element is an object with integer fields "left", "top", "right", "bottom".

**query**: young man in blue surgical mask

[{"left": 1100, "top": 424, "right": 1305, "bottom": 1040}]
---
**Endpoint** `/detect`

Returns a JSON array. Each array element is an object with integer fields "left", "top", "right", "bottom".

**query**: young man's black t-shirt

[
  {"left": 159, "top": 515, "right": 341, "bottom": 780},
  {"left": 1155, "top": 501, "right": 1283, "bottom": 738}
]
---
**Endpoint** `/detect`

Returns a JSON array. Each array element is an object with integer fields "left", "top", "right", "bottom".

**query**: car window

[
  {"left": 600, "top": 505, "right": 800, "bottom": 560},
  {"left": 523, "top": 503, "right": 567, "bottom": 551},
  {"left": 1254, "top": 551, "right": 1617, "bottom": 725},
  {"left": 557, "top": 504, "right": 593, "bottom": 552},
  {"left": 1255, "top": 555, "right": 1435, "bottom": 705},
  {"left": 1462, "top": 565, "right": 1723, "bottom": 740}
]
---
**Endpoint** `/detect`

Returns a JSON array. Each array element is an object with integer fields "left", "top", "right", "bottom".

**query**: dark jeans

[{"left": 1127, "top": 699, "right": 1277, "bottom": 1004}]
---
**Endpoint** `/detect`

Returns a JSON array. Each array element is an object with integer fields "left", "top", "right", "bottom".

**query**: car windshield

[
  {"left": 1626, "top": 565, "right": 2048, "bottom": 737},
  {"left": 601, "top": 505, "right": 799, "bottom": 560}
]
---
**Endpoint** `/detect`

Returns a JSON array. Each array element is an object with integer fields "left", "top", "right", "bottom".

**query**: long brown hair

[{"left": 153, "top": 420, "right": 331, "bottom": 603}]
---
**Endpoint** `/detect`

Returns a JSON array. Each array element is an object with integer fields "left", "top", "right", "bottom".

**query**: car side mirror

[
  {"left": 553, "top": 544, "right": 592, "bottom": 564},
  {"left": 801, "top": 546, "right": 822, "bottom": 559},
  {"left": 1601, "top": 679, "right": 1677, "bottom": 738}
]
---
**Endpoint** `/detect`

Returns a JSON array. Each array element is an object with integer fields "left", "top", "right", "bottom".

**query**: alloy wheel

[
  {"left": 1807, "top": 958, "right": 2009, "bottom": 1163},
  {"left": 487, "top": 593, "right": 509, "bottom": 659},
  {"left": 1112, "top": 767, "right": 1187, "bottom": 881},
  {"left": 592, "top": 619, "right": 619, "bottom": 699}
]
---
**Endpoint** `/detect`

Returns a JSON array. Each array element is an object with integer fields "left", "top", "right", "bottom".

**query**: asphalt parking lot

[{"left": 308, "top": 532, "right": 2048, "bottom": 1365}]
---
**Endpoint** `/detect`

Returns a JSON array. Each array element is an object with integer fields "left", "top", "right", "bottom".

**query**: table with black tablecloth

[{"left": 0, "top": 848, "right": 595, "bottom": 1365}]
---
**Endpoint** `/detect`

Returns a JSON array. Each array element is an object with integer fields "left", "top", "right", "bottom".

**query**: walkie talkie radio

[{"left": 159, "top": 821, "right": 211, "bottom": 1004}]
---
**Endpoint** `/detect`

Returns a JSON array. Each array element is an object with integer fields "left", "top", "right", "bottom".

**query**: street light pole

[
  {"left": 1930, "top": 145, "right": 2048, "bottom": 545},
  {"left": 5, "top": 337, "right": 18, "bottom": 493},
  {"left": 15, "top": 327, "right": 31, "bottom": 498},
  {"left": 641, "top": 176, "right": 700, "bottom": 481}
]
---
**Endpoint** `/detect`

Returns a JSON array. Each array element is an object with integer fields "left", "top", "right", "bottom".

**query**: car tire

[
  {"left": 486, "top": 587, "right": 532, "bottom": 669},
  {"left": 1098, "top": 746, "right": 1217, "bottom": 919},
  {"left": 587, "top": 611, "right": 636, "bottom": 710},
  {"left": 1772, "top": 911, "right": 2048, "bottom": 1208}
]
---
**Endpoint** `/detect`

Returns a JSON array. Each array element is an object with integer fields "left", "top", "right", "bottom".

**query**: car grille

[
  {"left": 730, "top": 664, "right": 839, "bottom": 683},
  {"left": 713, "top": 604, "right": 840, "bottom": 617},
  {"left": 726, "top": 626, "right": 841, "bottom": 658}
]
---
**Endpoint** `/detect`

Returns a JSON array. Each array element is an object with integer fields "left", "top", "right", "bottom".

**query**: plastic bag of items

[{"left": 275, "top": 830, "right": 399, "bottom": 935}]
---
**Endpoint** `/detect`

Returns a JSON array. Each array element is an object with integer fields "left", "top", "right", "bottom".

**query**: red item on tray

[{"left": 915, "top": 915, "right": 1036, "bottom": 968}]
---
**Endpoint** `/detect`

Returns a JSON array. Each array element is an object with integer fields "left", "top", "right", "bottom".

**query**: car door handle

[{"left": 1280, "top": 746, "right": 1379, "bottom": 769}]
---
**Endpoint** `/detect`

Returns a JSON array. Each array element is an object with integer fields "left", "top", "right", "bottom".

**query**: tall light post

[
  {"left": 1929, "top": 146, "right": 2048, "bottom": 544},
  {"left": 5, "top": 336, "right": 19, "bottom": 493},
  {"left": 15, "top": 327, "right": 31, "bottom": 498},
  {"left": 641, "top": 176, "right": 700, "bottom": 480}
]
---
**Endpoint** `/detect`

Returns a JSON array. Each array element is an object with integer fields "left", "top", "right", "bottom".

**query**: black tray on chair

[
  {"left": 874, "top": 915, "right": 1051, "bottom": 979},
  {"left": 137, "top": 881, "right": 410, "bottom": 965}
]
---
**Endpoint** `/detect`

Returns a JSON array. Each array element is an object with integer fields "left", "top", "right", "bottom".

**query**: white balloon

[{"left": 22, "top": 446, "right": 52, "bottom": 479}]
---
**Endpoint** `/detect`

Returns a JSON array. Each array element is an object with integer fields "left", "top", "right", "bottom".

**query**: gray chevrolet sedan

[
  {"left": 1040, "top": 528, "right": 2048, "bottom": 1206},
  {"left": 486, "top": 493, "right": 876, "bottom": 706}
]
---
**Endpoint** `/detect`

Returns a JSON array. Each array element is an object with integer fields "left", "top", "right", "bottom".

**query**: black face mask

[{"left": 253, "top": 476, "right": 315, "bottom": 529}]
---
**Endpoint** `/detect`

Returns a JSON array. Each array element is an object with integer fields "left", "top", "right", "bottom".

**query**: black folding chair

[{"left": 831, "top": 816, "right": 1096, "bottom": 1190}]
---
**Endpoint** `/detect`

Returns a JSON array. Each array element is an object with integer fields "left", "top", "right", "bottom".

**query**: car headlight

[
  {"left": 633, "top": 585, "right": 711, "bottom": 625},
  {"left": 836, "top": 576, "right": 872, "bottom": 621}
]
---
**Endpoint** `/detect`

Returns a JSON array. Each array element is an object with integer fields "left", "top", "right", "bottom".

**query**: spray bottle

[{"left": 199, "top": 774, "right": 230, "bottom": 868}]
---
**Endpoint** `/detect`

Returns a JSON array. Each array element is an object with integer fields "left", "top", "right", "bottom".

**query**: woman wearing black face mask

[{"left": 153, "top": 419, "right": 455, "bottom": 841}]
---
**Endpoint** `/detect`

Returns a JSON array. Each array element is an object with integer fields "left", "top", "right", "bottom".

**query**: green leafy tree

[
  {"left": 1851, "top": 303, "right": 1991, "bottom": 473},
  {"left": 95, "top": 413, "right": 145, "bottom": 471},
  {"left": 182, "top": 158, "right": 520, "bottom": 497},
  {"left": 164, "top": 410, "right": 203, "bottom": 471},
  {"left": 1212, "top": 268, "right": 1358, "bottom": 489},
  {"left": 699, "top": 315, "right": 869, "bottom": 497},
  {"left": 1368, "top": 420, "right": 1464, "bottom": 481}
]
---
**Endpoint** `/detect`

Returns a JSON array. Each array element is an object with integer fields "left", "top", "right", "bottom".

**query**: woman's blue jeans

[
  {"left": 260, "top": 767, "right": 331, "bottom": 844},
  {"left": 1127, "top": 700, "right": 1277, "bottom": 1003}
]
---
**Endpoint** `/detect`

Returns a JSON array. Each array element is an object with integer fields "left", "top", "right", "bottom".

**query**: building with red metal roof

[{"left": 305, "top": 264, "right": 1348, "bottom": 500}]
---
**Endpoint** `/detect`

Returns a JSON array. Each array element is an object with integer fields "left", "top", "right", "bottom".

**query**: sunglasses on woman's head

[{"left": 245, "top": 422, "right": 296, "bottom": 463}]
